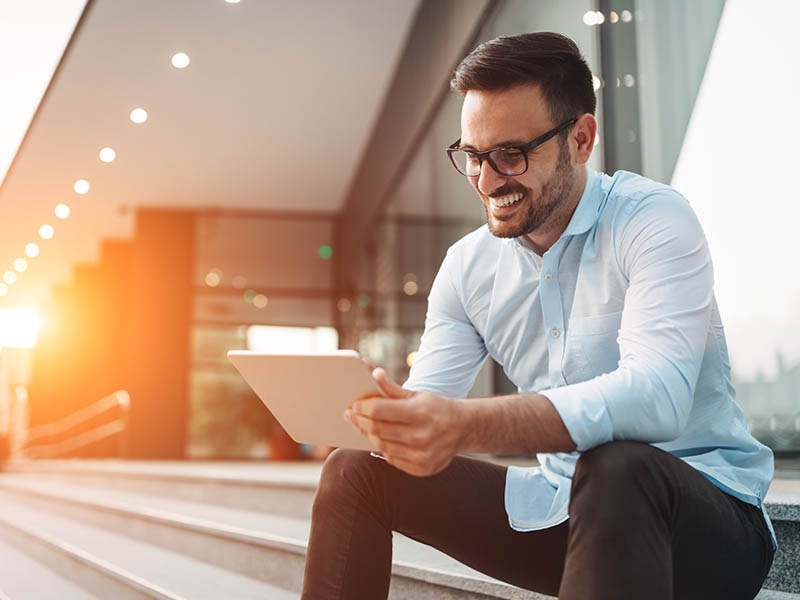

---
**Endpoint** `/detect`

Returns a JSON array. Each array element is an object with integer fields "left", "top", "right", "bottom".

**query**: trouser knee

[
  {"left": 314, "top": 448, "right": 377, "bottom": 508},
  {"left": 570, "top": 441, "right": 669, "bottom": 520}
]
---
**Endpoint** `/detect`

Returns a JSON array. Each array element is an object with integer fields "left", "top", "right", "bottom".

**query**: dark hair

[{"left": 451, "top": 32, "right": 596, "bottom": 127}]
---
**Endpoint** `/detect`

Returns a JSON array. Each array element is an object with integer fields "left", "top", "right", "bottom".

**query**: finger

[
  {"left": 351, "top": 398, "right": 419, "bottom": 423},
  {"left": 348, "top": 412, "right": 416, "bottom": 444},
  {"left": 360, "top": 357, "right": 376, "bottom": 371},
  {"left": 372, "top": 368, "right": 414, "bottom": 399}
]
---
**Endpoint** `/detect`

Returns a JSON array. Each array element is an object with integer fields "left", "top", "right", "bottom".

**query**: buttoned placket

[{"left": 538, "top": 241, "right": 568, "bottom": 388}]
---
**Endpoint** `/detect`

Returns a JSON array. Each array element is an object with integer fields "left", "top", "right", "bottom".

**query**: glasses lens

[
  {"left": 450, "top": 150, "right": 481, "bottom": 176},
  {"left": 489, "top": 148, "right": 527, "bottom": 176}
]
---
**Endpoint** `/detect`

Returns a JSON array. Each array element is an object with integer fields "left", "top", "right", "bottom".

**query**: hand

[{"left": 344, "top": 368, "right": 466, "bottom": 477}]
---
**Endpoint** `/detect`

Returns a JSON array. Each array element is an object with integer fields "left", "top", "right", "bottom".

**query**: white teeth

[{"left": 491, "top": 192, "right": 523, "bottom": 207}]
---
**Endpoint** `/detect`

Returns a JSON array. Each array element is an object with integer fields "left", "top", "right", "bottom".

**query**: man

[{"left": 302, "top": 32, "right": 775, "bottom": 599}]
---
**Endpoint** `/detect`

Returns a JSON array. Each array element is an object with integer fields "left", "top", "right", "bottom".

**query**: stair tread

[
  {"left": 0, "top": 535, "right": 101, "bottom": 600},
  {"left": 9, "top": 459, "right": 800, "bottom": 509},
  {"left": 0, "top": 469, "right": 795, "bottom": 600},
  {"left": 0, "top": 496, "right": 298, "bottom": 600},
  {"left": 0, "top": 473, "right": 525, "bottom": 592}
]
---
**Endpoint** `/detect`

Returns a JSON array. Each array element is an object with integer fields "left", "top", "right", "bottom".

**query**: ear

[{"left": 571, "top": 114, "right": 598, "bottom": 165}]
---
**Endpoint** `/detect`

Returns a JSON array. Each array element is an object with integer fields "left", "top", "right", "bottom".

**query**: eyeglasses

[{"left": 446, "top": 118, "right": 578, "bottom": 177}]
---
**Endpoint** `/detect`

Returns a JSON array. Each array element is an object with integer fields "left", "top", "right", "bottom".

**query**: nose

[{"left": 475, "top": 159, "right": 508, "bottom": 196}]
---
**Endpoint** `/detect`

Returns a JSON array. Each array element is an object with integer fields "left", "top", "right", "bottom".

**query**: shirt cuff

[{"left": 540, "top": 380, "right": 614, "bottom": 451}]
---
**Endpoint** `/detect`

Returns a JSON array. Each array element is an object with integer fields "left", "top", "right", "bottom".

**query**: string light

[
  {"left": 171, "top": 52, "right": 190, "bottom": 69},
  {"left": 99, "top": 147, "right": 116, "bottom": 162},
  {"left": 130, "top": 108, "right": 148, "bottom": 124},
  {"left": 55, "top": 204, "right": 70, "bottom": 219},
  {"left": 74, "top": 179, "right": 90, "bottom": 194}
]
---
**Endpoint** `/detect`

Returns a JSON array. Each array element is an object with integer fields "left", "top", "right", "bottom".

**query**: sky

[
  {"left": 0, "top": 0, "right": 86, "bottom": 188},
  {"left": 671, "top": 0, "right": 800, "bottom": 380}
]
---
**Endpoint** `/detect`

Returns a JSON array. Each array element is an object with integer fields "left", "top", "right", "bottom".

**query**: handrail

[{"left": 23, "top": 390, "right": 130, "bottom": 459}]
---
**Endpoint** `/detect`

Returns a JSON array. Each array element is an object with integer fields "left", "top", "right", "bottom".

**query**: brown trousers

[{"left": 301, "top": 441, "right": 774, "bottom": 599}]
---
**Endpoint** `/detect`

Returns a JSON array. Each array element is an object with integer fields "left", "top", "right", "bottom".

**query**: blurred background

[{"left": 0, "top": 0, "right": 797, "bottom": 461}]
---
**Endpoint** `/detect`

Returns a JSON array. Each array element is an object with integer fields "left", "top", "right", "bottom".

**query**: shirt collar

[{"left": 561, "top": 166, "right": 601, "bottom": 238}]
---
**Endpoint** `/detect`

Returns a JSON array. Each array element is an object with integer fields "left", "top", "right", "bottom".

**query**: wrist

[{"left": 453, "top": 397, "right": 479, "bottom": 453}]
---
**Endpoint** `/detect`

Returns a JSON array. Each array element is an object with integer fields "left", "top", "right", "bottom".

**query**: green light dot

[
  {"left": 243, "top": 289, "right": 257, "bottom": 303},
  {"left": 357, "top": 293, "right": 370, "bottom": 307},
  {"left": 318, "top": 245, "right": 333, "bottom": 260}
]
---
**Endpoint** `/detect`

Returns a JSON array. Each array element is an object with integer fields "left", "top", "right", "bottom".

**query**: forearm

[{"left": 457, "top": 393, "right": 577, "bottom": 455}]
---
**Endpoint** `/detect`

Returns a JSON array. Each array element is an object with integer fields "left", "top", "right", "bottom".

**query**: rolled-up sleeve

[
  {"left": 543, "top": 192, "right": 713, "bottom": 451},
  {"left": 403, "top": 247, "right": 488, "bottom": 398}
]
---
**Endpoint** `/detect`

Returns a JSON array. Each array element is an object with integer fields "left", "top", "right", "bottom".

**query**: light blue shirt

[{"left": 405, "top": 167, "right": 776, "bottom": 546}]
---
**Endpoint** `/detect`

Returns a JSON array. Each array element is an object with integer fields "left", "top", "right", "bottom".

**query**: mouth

[{"left": 488, "top": 191, "right": 525, "bottom": 217}]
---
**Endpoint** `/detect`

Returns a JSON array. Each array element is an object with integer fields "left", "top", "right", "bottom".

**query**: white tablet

[{"left": 227, "top": 350, "right": 386, "bottom": 451}]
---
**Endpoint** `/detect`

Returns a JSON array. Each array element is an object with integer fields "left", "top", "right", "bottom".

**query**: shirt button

[
  {"left": 551, "top": 328, "right": 561, "bottom": 338},
  {"left": 544, "top": 273, "right": 552, "bottom": 280}
]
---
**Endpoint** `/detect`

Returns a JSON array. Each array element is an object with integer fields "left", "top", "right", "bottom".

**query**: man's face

[{"left": 459, "top": 84, "right": 576, "bottom": 239}]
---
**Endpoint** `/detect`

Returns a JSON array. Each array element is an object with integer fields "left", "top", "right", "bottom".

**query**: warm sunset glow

[{"left": 0, "top": 307, "right": 41, "bottom": 348}]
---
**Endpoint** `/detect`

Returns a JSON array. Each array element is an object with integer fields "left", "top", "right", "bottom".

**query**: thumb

[{"left": 372, "top": 368, "right": 413, "bottom": 399}]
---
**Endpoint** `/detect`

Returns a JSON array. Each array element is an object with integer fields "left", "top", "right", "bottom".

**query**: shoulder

[
  {"left": 443, "top": 223, "right": 503, "bottom": 268},
  {"left": 599, "top": 170, "right": 703, "bottom": 238},
  {"left": 601, "top": 170, "right": 690, "bottom": 215},
  {"left": 598, "top": 171, "right": 709, "bottom": 274}
]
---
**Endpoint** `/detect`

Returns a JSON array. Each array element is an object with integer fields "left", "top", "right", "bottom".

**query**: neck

[{"left": 523, "top": 165, "right": 587, "bottom": 255}]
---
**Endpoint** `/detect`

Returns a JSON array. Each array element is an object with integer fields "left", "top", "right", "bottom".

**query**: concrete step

[
  {"left": 1, "top": 460, "right": 797, "bottom": 598},
  {"left": 0, "top": 534, "right": 100, "bottom": 600},
  {"left": 0, "top": 495, "right": 299, "bottom": 600},
  {"left": 0, "top": 474, "right": 551, "bottom": 599},
  {"left": 2, "top": 459, "right": 319, "bottom": 519}
]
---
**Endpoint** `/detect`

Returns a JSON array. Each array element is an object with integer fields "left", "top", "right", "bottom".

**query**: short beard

[{"left": 484, "top": 138, "right": 575, "bottom": 239}]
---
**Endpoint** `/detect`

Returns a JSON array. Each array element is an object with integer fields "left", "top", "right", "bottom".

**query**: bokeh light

[
  {"left": 4, "top": 271, "right": 17, "bottom": 285},
  {"left": 243, "top": 289, "right": 257, "bottom": 303},
  {"left": 74, "top": 179, "right": 90, "bottom": 194},
  {"left": 337, "top": 298, "right": 352, "bottom": 313},
  {"left": 25, "top": 243, "right": 40, "bottom": 258},
  {"left": 357, "top": 293, "right": 370, "bottom": 307},
  {"left": 130, "top": 108, "right": 148, "bottom": 124},
  {"left": 318, "top": 245, "right": 333, "bottom": 260},
  {"left": 171, "top": 52, "right": 190, "bottom": 69},
  {"left": 205, "top": 271, "right": 221, "bottom": 287},
  {"left": 39, "top": 225, "right": 54, "bottom": 239},
  {"left": 253, "top": 294, "right": 268, "bottom": 308},
  {"left": 14, "top": 258, "right": 27, "bottom": 272},
  {"left": 99, "top": 147, "right": 116, "bottom": 163},
  {"left": 55, "top": 203, "right": 70, "bottom": 219},
  {"left": 0, "top": 283, "right": 7, "bottom": 297},
  {"left": 406, "top": 351, "right": 418, "bottom": 368},
  {"left": 403, "top": 281, "right": 418, "bottom": 295}
]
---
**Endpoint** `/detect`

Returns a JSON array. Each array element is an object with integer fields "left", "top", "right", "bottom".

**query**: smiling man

[{"left": 301, "top": 33, "right": 775, "bottom": 600}]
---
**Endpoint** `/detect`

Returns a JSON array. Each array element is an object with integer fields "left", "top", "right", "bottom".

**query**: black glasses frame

[{"left": 446, "top": 118, "right": 578, "bottom": 177}]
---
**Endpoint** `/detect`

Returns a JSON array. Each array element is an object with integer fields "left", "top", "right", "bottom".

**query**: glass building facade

[{"left": 336, "top": 0, "right": 799, "bottom": 453}]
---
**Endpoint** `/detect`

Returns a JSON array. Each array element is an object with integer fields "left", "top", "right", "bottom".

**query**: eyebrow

[{"left": 459, "top": 139, "right": 529, "bottom": 151}]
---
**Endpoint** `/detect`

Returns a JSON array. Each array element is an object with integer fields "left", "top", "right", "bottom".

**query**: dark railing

[{"left": 23, "top": 390, "right": 130, "bottom": 459}]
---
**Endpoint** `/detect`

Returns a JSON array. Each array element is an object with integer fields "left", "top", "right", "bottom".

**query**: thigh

[
  {"left": 667, "top": 457, "right": 774, "bottom": 599},
  {"left": 373, "top": 453, "right": 568, "bottom": 596}
]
